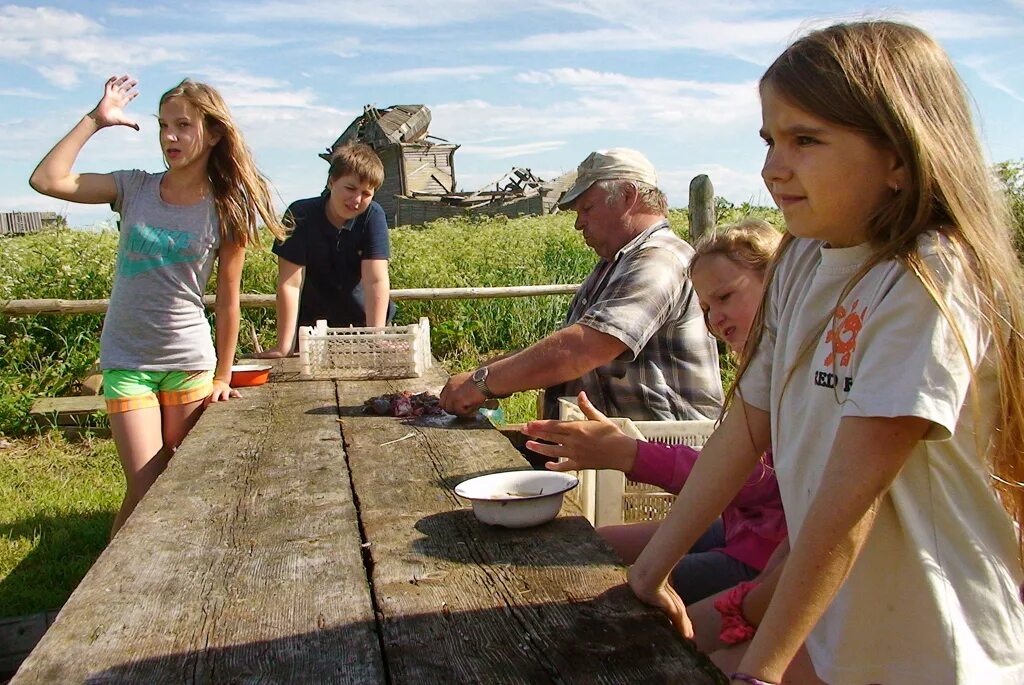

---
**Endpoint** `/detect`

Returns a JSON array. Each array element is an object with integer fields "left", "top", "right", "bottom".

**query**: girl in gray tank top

[{"left": 29, "top": 75, "right": 287, "bottom": 537}]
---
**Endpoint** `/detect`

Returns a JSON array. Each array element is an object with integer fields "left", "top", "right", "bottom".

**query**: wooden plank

[
  {"left": 12, "top": 375, "right": 385, "bottom": 684},
  {"left": 0, "top": 611, "right": 59, "bottom": 677},
  {"left": 337, "top": 369, "right": 721, "bottom": 684},
  {"left": 2, "top": 284, "right": 582, "bottom": 317},
  {"left": 29, "top": 396, "right": 105, "bottom": 418}
]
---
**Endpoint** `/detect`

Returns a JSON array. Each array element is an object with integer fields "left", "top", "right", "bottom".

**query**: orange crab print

[{"left": 824, "top": 299, "right": 867, "bottom": 368}]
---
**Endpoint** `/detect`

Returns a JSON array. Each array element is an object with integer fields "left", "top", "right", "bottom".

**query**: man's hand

[
  {"left": 521, "top": 392, "right": 638, "bottom": 473},
  {"left": 439, "top": 371, "right": 487, "bottom": 417}
]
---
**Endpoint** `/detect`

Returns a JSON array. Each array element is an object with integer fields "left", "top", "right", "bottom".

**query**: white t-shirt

[{"left": 740, "top": 235, "right": 1024, "bottom": 685}]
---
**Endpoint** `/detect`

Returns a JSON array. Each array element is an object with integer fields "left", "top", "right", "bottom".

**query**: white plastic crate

[
  {"left": 557, "top": 397, "right": 717, "bottom": 527},
  {"left": 298, "top": 317, "right": 432, "bottom": 380}
]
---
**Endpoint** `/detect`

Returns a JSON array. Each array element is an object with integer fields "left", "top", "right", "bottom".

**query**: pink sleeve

[{"left": 627, "top": 441, "right": 699, "bottom": 493}]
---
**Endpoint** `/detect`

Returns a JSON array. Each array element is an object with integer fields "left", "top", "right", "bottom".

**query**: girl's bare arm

[
  {"left": 734, "top": 414, "right": 930, "bottom": 683},
  {"left": 628, "top": 400, "right": 771, "bottom": 634},
  {"left": 210, "top": 239, "right": 246, "bottom": 401},
  {"left": 29, "top": 75, "right": 139, "bottom": 204}
]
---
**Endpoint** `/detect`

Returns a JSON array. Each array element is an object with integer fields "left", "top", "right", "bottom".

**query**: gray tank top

[{"left": 100, "top": 170, "right": 221, "bottom": 371}]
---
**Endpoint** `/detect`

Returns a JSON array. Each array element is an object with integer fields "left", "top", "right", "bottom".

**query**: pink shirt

[{"left": 628, "top": 443, "right": 786, "bottom": 570}]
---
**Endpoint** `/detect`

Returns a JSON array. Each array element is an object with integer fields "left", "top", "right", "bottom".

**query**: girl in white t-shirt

[
  {"left": 622, "top": 21, "right": 1024, "bottom": 685},
  {"left": 30, "top": 76, "right": 286, "bottom": 536}
]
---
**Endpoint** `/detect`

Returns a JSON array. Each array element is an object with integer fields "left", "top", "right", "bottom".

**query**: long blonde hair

[
  {"left": 738, "top": 20, "right": 1024, "bottom": 561},
  {"left": 159, "top": 79, "right": 285, "bottom": 246}
]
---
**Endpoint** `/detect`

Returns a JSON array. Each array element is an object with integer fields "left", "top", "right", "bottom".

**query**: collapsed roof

[{"left": 319, "top": 104, "right": 436, "bottom": 160}]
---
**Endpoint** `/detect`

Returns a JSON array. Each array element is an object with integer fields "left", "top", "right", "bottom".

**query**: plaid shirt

[{"left": 543, "top": 221, "right": 724, "bottom": 421}]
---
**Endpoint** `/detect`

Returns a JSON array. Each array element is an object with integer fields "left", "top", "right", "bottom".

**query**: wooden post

[{"left": 688, "top": 174, "right": 715, "bottom": 244}]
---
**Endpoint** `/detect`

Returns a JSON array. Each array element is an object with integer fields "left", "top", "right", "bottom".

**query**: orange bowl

[{"left": 230, "top": 364, "right": 272, "bottom": 387}]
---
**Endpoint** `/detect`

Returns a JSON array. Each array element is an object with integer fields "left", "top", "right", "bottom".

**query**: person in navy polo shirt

[{"left": 257, "top": 143, "right": 393, "bottom": 357}]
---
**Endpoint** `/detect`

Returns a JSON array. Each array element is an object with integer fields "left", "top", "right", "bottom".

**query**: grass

[{"left": 0, "top": 433, "right": 121, "bottom": 616}]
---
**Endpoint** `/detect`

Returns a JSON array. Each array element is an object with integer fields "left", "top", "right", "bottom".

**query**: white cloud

[
  {"left": 658, "top": 164, "right": 770, "bottom": 209},
  {"left": 218, "top": 0, "right": 510, "bottom": 28},
  {"left": 356, "top": 66, "right": 507, "bottom": 85},
  {"left": 0, "top": 5, "right": 99, "bottom": 36},
  {"left": 459, "top": 140, "right": 567, "bottom": 159},
  {"left": 0, "top": 88, "right": 53, "bottom": 99},
  {"left": 322, "top": 38, "right": 363, "bottom": 59},
  {"left": 106, "top": 6, "right": 148, "bottom": 17},
  {"left": 497, "top": 1, "right": 802, "bottom": 62},
  {"left": 960, "top": 55, "right": 1024, "bottom": 104},
  {"left": 501, "top": 5, "right": 1023, "bottom": 62},
  {"left": 439, "top": 69, "right": 759, "bottom": 140},
  {"left": 0, "top": 6, "right": 284, "bottom": 89},
  {"left": 906, "top": 9, "right": 1024, "bottom": 41},
  {"left": 35, "top": 65, "right": 81, "bottom": 89}
]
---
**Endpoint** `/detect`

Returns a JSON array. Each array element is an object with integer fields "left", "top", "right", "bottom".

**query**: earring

[{"left": 891, "top": 184, "right": 901, "bottom": 195}]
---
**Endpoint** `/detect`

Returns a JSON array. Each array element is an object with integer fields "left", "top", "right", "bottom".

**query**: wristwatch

[{"left": 471, "top": 366, "right": 497, "bottom": 399}]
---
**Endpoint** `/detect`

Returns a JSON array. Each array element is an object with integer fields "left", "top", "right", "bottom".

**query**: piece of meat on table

[{"left": 364, "top": 391, "right": 443, "bottom": 417}]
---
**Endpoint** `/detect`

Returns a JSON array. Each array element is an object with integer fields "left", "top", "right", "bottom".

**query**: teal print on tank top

[{"left": 118, "top": 224, "right": 197, "bottom": 277}]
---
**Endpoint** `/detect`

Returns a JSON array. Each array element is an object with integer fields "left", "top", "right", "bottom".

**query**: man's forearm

[{"left": 485, "top": 324, "right": 626, "bottom": 397}]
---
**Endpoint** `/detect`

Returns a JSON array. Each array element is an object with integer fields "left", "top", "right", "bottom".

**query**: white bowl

[{"left": 454, "top": 470, "right": 579, "bottom": 528}]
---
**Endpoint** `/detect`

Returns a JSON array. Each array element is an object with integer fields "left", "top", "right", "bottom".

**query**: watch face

[{"left": 472, "top": 367, "right": 487, "bottom": 381}]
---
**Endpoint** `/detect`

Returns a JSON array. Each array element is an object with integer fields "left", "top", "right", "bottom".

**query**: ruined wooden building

[
  {"left": 0, "top": 211, "right": 59, "bottom": 236},
  {"left": 321, "top": 105, "right": 575, "bottom": 227}
]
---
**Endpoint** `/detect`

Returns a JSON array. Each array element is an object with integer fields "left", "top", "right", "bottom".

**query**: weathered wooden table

[{"left": 11, "top": 361, "right": 722, "bottom": 684}]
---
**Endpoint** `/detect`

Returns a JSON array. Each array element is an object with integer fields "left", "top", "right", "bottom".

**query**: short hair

[
  {"left": 595, "top": 179, "right": 668, "bottom": 215},
  {"left": 328, "top": 142, "right": 385, "bottom": 189}
]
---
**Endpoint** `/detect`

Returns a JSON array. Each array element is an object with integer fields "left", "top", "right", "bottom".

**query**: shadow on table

[
  {"left": 331, "top": 405, "right": 497, "bottom": 432},
  {"left": 73, "top": 592, "right": 725, "bottom": 685},
  {"left": 303, "top": 405, "right": 340, "bottom": 416},
  {"left": 409, "top": 509, "right": 618, "bottom": 568}
]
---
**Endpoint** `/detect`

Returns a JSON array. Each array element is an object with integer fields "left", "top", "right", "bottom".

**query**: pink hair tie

[{"left": 714, "top": 580, "right": 759, "bottom": 645}]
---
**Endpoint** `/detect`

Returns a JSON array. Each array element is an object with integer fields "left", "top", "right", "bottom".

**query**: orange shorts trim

[
  {"left": 103, "top": 369, "right": 214, "bottom": 414},
  {"left": 157, "top": 383, "right": 213, "bottom": 407},
  {"left": 105, "top": 394, "right": 161, "bottom": 415}
]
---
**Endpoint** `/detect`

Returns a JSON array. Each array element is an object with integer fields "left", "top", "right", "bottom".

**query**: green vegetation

[{"left": 0, "top": 435, "right": 121, "bottom": 615}]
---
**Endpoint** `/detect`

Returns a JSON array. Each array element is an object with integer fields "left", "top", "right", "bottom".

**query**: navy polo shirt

[{"left": 272, "top": 195, "right": 390, "bottom": 328}]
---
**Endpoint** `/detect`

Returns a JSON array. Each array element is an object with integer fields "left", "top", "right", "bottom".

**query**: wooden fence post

[{"left": 688, "top": 175, "right": 715, "bottom": 244}]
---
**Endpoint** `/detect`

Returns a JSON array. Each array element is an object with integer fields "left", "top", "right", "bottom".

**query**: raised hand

[
  {"left": 88, "top": 75, "right": 140, "bottom": 130},
  {"left": 520, "top": 391, "right": 638, "bottom": 472}
]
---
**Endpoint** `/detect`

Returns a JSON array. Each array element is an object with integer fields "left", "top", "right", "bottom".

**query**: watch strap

[{"left": 472, "top": 367, "right": 497, "bottom": 399}]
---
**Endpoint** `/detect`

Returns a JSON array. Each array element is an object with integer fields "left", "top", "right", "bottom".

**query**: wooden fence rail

[{"left": 0, "top": 284, "right": 582, "bottom": 317}]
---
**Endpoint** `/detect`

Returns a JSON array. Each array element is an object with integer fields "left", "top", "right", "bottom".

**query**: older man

[{"left": 440, "top": 148, "right": 723, "bottom": 423}]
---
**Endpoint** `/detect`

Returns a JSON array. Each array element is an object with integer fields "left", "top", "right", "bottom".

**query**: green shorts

[{"left": 102, "top": 369, "right": 213, "bottom": 414}]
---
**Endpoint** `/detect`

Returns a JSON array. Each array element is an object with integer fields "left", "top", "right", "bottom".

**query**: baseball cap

[{"left": 557, "top": 148, "right": 659, "bottom": 209}]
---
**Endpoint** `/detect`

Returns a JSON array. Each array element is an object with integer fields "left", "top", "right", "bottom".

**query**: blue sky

[{"left": 2, "top": 1, "right": 1023, "bottom": 228}]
